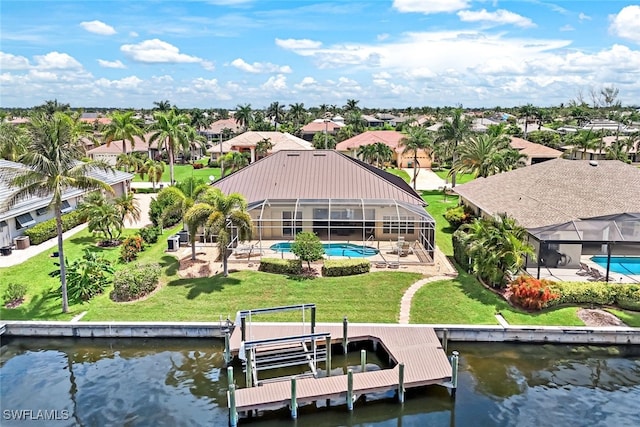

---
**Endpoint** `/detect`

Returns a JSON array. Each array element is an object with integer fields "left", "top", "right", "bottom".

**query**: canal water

[{"left": 1, "top": 337, "right": 639, "bottom": 426}]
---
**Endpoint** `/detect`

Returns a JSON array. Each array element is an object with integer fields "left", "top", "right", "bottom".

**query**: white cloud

[
  {"left": 393, "top": 0, "right": 470, "bottom": 14},
  {"left": 261, "top": 74, "right": 287, "bottom": 91},
  {"left": 578, "top": 12, "right": 592, "bottom": 22},
  {"left": 201, "top": 60, "right": 216, "bottom": 71},
  {"left": 96, "top": 76, "right": 143, "bottom": 90},
  {"left": 129, "top": 31, "right": 139, "bottom": 37},
  {"left": 275, "top": 38, "right": 322, "bottom": 50},
  {"left": 609, "top": 5, "right": 640, "bottom": 44},
  {"left": 230, "top": 58, "right": 292, "bottom": 73},
  {"left": 559, "top": 24, "right": 574, "bottom": 32},
  {"left": 377, "top": 33, "right": 389, "bottom": 41},
  {"left": 98, "top": 59, "right": 126, "bottom": 69},
  {"left": 457, "top": 9, "right": 536, "bottom": 28},
  {"left": 120, "top": 39, "right": 202, "bottom": 63},
  {"left": 34, "top": 52, "right": 83, "bottom": 69},
  {"left": 0, "top": 52, "right": 30, "bottom": 70},
  {"left": 80, "top": 20, "right": 116, "bottom": 35}
]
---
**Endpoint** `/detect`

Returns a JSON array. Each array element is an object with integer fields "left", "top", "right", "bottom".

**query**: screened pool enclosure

[{"left": 238, "top": 198, "right": 436, "bottom": 262}]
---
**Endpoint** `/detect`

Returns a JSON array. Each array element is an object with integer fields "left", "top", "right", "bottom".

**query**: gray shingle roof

[
  {"left": 453, "top": 159, "right": 640, "bottom": 229},
  {"left": 212, "top": 150, "right": 425, "bottom": 206}
]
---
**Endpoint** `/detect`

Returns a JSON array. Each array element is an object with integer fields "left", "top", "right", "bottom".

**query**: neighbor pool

[
  {"left": 591, "top": 256, "right": 640, "bottom": 275},
  {"left": 270, "top": 242, "right": 379, "bottom": 257}
]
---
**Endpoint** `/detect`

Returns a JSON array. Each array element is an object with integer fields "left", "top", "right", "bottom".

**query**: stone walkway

[{"left": 398, "top": 275, "right": 454, "bottom": 324}]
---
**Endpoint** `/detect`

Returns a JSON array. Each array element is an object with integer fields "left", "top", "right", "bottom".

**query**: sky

[{"left": 1, "top": 0, "right": 640, "bottom": 110}]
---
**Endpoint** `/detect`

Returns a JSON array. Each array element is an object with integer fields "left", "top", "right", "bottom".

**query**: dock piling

[
  {"left": 398, "top": 363, "right": 405, "bottom": 403},
  {"left": 326, "top": 336, "right": 332, "bottom": 377},
  {"left": 290, "top": 376, "right": 298, "bottom": 419},
  {"left": 360, "top": 349, "right": 366, "bottom": 372},
  {"left": 442, "top": 329, "right": 449, "bottom": 355},
  {"left": 224, "top": 332, "right": 231, "bottom": 365},
  {"left": 245, "top": 348, "right": 253, "bottom": 388},
  {"left": 347, "top": 369, "right": 354, "bottom": 411},
  {"left": 227, "top": 366, "right": 234, "bottom": 389},
  {"left": 343, "top": 316, "right": 349, "bottom": 354},
  {"left": 229, "top": 384, "right": 238, "bottom": 427},
  {"left": 451, "top": 351, "right": 459, "bottom": 398}
]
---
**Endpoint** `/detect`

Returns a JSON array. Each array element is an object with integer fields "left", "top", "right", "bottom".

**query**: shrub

[
  {"left": 444, "top": 205, "right": 473, "bottom": 229},
  {"left": 111, "top": 263, "right": 161, "bottom": 302},
  {"left": 3, "top": 283, "right": 27, "bottom": 305},
  {"left": 208, "top": 159, "right": 219, "bottom": 168},
  {"left": 258, "top": 258, "right": 302, "bottom": 275},
  {"left": 66, "top": 250, "right": 113, "bottom": 302},
  {"left": 291, "top": 232, "right": 324, "bottom": 269},
  {"left": 550, "top": 281, "right": 616, "bottom": 306},
  {"left": 322, "top": 259, "right": 370, "bottom": 277},
  {"left": 149, "top": 187, "right": 186, "bottom": 227},
  {"left": 120, "top": 235, "right": 144, "bottom": 262},
  {"left": 193, "top": 162, "right": 204, "bottom": 169},
  {"left": 509, "top": 275, "right": 559, "bottom": 310},
  {"left": 614, "top": 285, "right": 640, "bottom": 311},
  {"left": 24, "top": 210, "right": 85, "bottom": 245},
  {"left": 138, "top": 225, "right": 161, "bottom": 244},
  {"left": 452, "top": 229, "right": 470, "bottom": 271},
  {"left": 430, "top": 161, "right": 440, "bottom": 170}
]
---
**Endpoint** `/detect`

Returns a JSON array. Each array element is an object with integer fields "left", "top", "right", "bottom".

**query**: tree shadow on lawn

[
  {"left": 68, "top": 235, "right": 99, "bottom": 246},
  {"left": 454, "top": 270, "right": 511, "bottom": 311},
  {"left": 167, "top": 276, "right": 241, "bottom": 300},
  {"left": 1, "top": 287, "right": 64, "bottom": 320},
  {"left": 159, "top": 255, "right": 179, "bottom": 277}
]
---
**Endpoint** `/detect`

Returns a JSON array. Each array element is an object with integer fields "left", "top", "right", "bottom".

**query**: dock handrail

[{"left": 244, "top": 332, "right": 331, "bottom": 350}]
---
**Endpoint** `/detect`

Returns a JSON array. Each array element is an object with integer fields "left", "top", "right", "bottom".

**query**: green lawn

[
  {"left": 434, "top": 169, "right": 475, "bottom": 185},
  {"left": 410, "top": 271, "right": 584, "bottom": 326},
  {"left": 606, "top": 308, "right": 640, "bottom": 327},
  {"left": 131, "top": 163, "right": 222, "bottom": 183},
  {"left": 421, "top": 190, "right": 459, "bottom": 256}
]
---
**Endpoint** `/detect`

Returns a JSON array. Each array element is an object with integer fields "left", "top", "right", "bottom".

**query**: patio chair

[
  {"left": 588, "top": 267, "right": 607, "bottom": 282},
  {"left": 576, "top": 262, "right": 591, "bottom": 276}
]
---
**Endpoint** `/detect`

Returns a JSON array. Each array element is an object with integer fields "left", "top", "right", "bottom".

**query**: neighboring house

[
  {"left": 336, "top": 130, "right": 432, "bottom": 168},
  {"left": 199, "top": 118, "right": 242, "bottom": 142},
  {"left": 300, "top": 120, "right": 343, "bottom": 142},
  {"left": 562, "top": 135, "right": 639, "bottom": 162},
  {"left": 509, "top": 137, "right": 563, "bottom": 165},
  {"left": 212, "top": 150, "right": 436, "bottom": 261},
  {"left": 0, "top": 159, "right": 134, "bottom": 248},
  {"left": 207, "top": 131, "right": 312, "bottom": 163},
  {"left": 361, "top": 114, "right": 385, "bottom": 128},
  {"left": 453, "top": 159, "right": 640, "bottom": 271},
  {"left": 86, "top": 134, "right": 158, "bottom": 166}
]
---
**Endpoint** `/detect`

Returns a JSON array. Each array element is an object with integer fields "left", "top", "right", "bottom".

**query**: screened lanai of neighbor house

[{"left": 212, "top": 150, "right": 436, "bottom": 263}]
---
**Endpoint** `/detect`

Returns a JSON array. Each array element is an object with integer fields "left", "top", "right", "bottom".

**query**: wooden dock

[{"left": 229, "top": 323, "right": 453, "bottom": 413}]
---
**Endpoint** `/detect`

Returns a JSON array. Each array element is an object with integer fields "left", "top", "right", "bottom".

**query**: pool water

[
  {"left": 270, "top": 242, "right": 379, "bottom": 257},
  {"left": 591, "top": 256, "right": 640, "bottom": 275}
]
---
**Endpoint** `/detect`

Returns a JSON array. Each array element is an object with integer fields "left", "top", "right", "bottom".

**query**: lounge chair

[
  {"left": 577, "top": 262, "right": 591, "bottom": 276},
  {"left": 588, "top": 267, "right": 607, "bottom": 281}
]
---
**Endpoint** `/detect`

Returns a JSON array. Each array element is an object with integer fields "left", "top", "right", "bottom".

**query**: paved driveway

[{"left": 402, "top": 168, "right": 446, "bottom": 191}]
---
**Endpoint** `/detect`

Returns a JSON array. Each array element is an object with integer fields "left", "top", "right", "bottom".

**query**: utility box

[
  {"left": 167, "top": 235, "right": 180, "bottom": 252},
  {"left": 177, "top": 230, "right": 189, "bottom": 245},
  {"left": 14, "top": 236, "right": 30, "bottom": 250}
]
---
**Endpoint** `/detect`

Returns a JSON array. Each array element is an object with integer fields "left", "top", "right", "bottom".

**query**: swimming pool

[
  {"left": 270, "top": 242, "right": 379, "bottom": 257},
  {"left": 591, "top": 256, "right": 640, "bottom": 275}
]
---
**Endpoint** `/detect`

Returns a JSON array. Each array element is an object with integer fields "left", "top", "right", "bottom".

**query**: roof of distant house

[
  {"left": 300, "top": 120, "right": 343, "bottom": 133},
  {"left": 203, "top": 118, "right": 243, "bottom": 134},
  {"left": 87, "top": 133, "right": 157, "bottom": 154},
  {"left": 212, "top": 150, "right": 425, "bottom": 206},
  {"left": 209, "top": 131, "right": 312, "bottom": 152},
  {"left": 509, "top": 137, "right": 563, "bottom": 159},
  {"left": 453, "top": 159, "right": 640, "bottom": 229},
  {"left": 336, "top": 130, "right": 407, "bottom": 153}
]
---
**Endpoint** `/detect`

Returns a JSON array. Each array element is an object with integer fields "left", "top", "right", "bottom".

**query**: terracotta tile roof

[
  {"left": 87, "top": 133, "right": 156, "bottom": 154},
  {"left": 336, "top": 130, "right": 406, "bottom": 153},
  {"left": 453, "top": 159, "right": 640, "bottom": 229},
  {"left": 204, "top": 118, "right": 242, "bottom": 134},
  {"left": 509, "top": 137, "right": 563, "bottom": 158},
  {"left": 222, "top": 131, "right": 312, "bottom": 150},
  {"left": 80, "top": 117, "right": 112, "bottom": 125},
  {"left": 212, "top": 150, "right": 425, "bottom": 205},
  {"left": 300, "top": 121, "right": 342, "bottom": 133}
]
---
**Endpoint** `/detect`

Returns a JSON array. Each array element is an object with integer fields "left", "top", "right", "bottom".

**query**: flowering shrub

[
  {"left": 120, "top": 235, "right": 144, "bottom": 262},
  {"left": 509, "top": 275, "right": 559, "bottom": 310}
]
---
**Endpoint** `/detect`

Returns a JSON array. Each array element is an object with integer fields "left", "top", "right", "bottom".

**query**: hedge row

[
  {"left": 110, "top": 263, "right": 161, "bottom": 302},
  {"left": 258, "top": 258, "right": 302, "bottom": 275},
  {"left": 24, "top": 211, "right": 85, "bottom": 245},
  {"left": 548, "top": 282, "right": 640, "bottom": 311},
  {"left": 321, "top": 259, "right": 370, "bottom": 277}
]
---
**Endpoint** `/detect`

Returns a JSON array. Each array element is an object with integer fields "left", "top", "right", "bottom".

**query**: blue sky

[{"left": 1, "top": 1, "right": 640, "bottom": 109}]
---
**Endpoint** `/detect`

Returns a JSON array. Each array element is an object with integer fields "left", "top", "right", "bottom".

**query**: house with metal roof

[
  {"left": 336, "top": 130, "right": 432, "bottom": 169},
  {"left": 212, "top": 150, "right": 436, "bottom": 262},
  {"left": 453, "top": 159, "right": 640, "bottom": 278},
  {"left": 0, "top": 159, "right": 133, "bottom": 249}
]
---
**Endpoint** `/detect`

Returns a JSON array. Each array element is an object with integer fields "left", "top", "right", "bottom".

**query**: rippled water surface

[{"left": 1, "top": 338, "right": 639, "bottom": 426}]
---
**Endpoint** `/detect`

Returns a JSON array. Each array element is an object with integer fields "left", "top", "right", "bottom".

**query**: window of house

[
  {"left": 61, "top": 200, "right": 72, "bottom": 213},
  {"left": 36, "top": 207, "right": 49, "bottom": 216},
  {"left": 15, "top": 213, "right": 35, "bottom": 229},
  {"left": 282, "top": 211, "right": 302, "bottom": 236}
]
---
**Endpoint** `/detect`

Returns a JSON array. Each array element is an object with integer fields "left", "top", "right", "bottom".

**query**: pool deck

[{"left": 526, "top": 255, "right": 640, "bottom": 284}]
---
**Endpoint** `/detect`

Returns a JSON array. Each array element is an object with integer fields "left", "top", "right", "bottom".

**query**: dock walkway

[{"left": 229, "top": 323, "right": 452, "bottom": 412}]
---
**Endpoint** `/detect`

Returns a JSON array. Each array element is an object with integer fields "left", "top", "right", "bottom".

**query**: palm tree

[
  {"left": 147, "top": 110, "right": 192, "bottom": 185},
  {"left": 288, "top": 103, "right": 307, "bottom": 129},
  {"left": 337, "top": 124, "right": 355, "bottom": 142},
  {"left": 153, "top": 100, "right": 172, "bottom": 111},
  {"left": 143, "top": 159, "right": 165, "bottom": 189},
  {"left": 343, "top": 99, "right": 360, "bottom": 112},
  {"left": 400, "top": 126, "right": 433, "bottom": 190},
  {"left": 372, "top": 142, "right": 394, "bottom": 168},
  {"left": 0, "top": 121, "right": 29, "bottom": 161},
  {"left": 436, "top": 108, "right": 472, "bottom": 187},
  {"left": 114, "top": 191, "right": 141, "bottom": 225},
  {"left": 77, "top": 191, "right": 123, "bottom": 244},
  {"left": 2, "top": 112, "right": 114, "bottom": 313},
  {"left": 345, "top": 110, "right": 366, "bottom": 133},
  {"left": 518, "top": 103, "right": 536, "bottom": 139},
  {"left": 185, "top": 188, "right": 252, "bottom": 276},
  {"left": 223, "top": 151, "right": 249, "bottom": 174},
  {"left": 35, "top": 99, "right": 70, "bottom": 117},
  {"left": 189, "top": 108, "right": 212, "bottom": 132},
  {"left": 234, "top": 104, "right": 253, "bottom": 131},
  {"left": 115, "top": 153, "right": 144, "bottom": 174},
  {"left": 103, "top": 111, "right": 144, "bottom": 155},
  {"left": 266, "top": 102, "right": 285, "bottom": 131},
  {"left": 255, "top": 138, "right": 273, "bottom": 159},
  {"left": 453, "top": 134, "right": 520, "bottom": 178},
  {"left": 356, "top": 144, "right": 376, "bottom": 164},
  {"left": 570, "top": 130, "right": 599, "bottom": 160}
]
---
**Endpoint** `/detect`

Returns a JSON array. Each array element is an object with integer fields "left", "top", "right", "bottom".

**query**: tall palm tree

[
  {"left": 147, "top": 110, "right": 192, "bottom": 185},
  {"left": 337, "top": 124, "right": 355, "bottom": 142},
  {"left": 234, "top": 104, "right": 253, "bottom": 131},
  {"left": 356, "top": 144, "right": 377, "bottom": 164},
  {"left": 2, "top": 112, "right": 114, "bottom": 313},
  {"left": 185, "top": 188, "right": 252, "bottom": 276},
  {"left": 266, "top": 102, "right": 285, "bottom": 131},
  {"left": 223, "top": 151, "right": 249, "bottom": 174},
  {"left": 143, "top": 159, "right": 165, "bottom": 189},
  {"left": 400, "top": 126, "right": 433, "bottom": 190},
  {"left": 453, "top": 134, "right": 523, "bottom": 178},
  {"left": 153, "top": 100, "right": 172, "bottom": 111},
  {"left": 114, "top": 191, "right": 141, "bottom": 225},
  {"left": 435, "top": 108, "right": 472, "bottom": 187},
  {"left": 255, "top": 138, "right": 273, "bottom": 159},
  {"left": 345, "top": 110, "right": 366, "bottom": 133},
  {"left": 372, "top": 142, "right": 394, "bottom": 168},
  {"left": 103, "top": 111, "right": 144, "bottom": 155},
  {"left": 343, "top": 99, "right": 360, "bottom": 112},
  {"left": 518, "top": 103, "right": 536, "bottom": 139},
  {"left": 189, "top": 108, "right": 212, "bottom": 132},
  {"left": 570, "top": 130, "right": 599, "bottom": 160},
  {"left": 288, "top": 103, "right": 307, "bottom": 129}
]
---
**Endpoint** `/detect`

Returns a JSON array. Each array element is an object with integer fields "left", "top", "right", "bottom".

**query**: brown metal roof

[
  {"left": 212, "top": 150, "right": 425, "bottom": 206},
  {"left": 453, "top": 159, "right": 640, "bottom": 229}
]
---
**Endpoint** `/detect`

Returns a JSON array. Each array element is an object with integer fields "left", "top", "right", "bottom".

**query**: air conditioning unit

[{"left": 167, "top": 235, "right": 180, "bottom": 252}]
